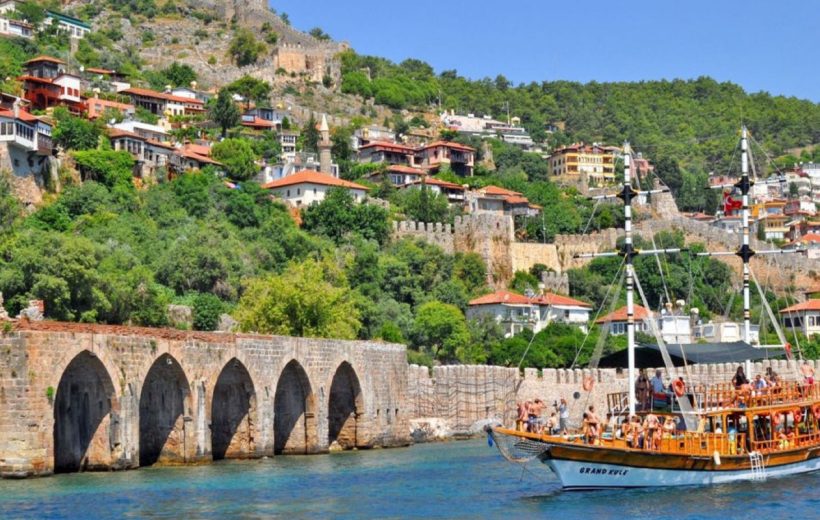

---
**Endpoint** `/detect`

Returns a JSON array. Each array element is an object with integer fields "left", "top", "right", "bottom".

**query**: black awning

[{"left": 597, "top": 341, "right": 783, "bottom": 368}]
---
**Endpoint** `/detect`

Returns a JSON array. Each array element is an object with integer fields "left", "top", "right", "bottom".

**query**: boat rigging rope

[
  {"left": 570, "top": 257, "right": 626, "bottom": 369},
  {"left": 633, "top": 270, "right": 698, "bottom": 431}
]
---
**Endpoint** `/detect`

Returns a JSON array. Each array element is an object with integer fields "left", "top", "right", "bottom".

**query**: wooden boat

[{"left": 489, "top": 128, "right": 813, "bottom": 489}]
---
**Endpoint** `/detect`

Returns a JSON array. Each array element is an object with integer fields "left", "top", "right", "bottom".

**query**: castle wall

[
  {"left": 405, "top": 359, "right": 812, "bottom": 433},
  {"left": 0, "top": 321, "right": 409, "bottom": 478}
]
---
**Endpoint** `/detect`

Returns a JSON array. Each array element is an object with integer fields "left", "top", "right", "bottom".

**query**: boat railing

[
  {"left": 751, "top": 428, "right": 820, "bottom": 453},
  {"left": 607, "top": 381, "right": 820, "bottom": 415},
  {"left": 655, "top": 431, "right": 746, "bottom": 457}
]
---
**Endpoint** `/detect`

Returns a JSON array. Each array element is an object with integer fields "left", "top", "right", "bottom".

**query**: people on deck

[
  {"left": 586, "top": 406, "right": 600, "bottom": 445},
  {"left": 516, "top": 401, "right": 529, "bottom": 431},
  {"left": 636, "top": 368, "right": 651, "bottom": 411},
  {"left": 650, "top": 369, "right": 665, "bottom": 394},
  {"left": 801, "top": 361, "right": 815, "bottom": 386},
  {"left": 732, "top": 366, "right": 749, "bottom": 389},
  {"left": 547, "top": 412, "right": 559, "bottom": 435},
  {"left": 644, "top": 412, "right": 660, "bottom": 450},
  {"left": 529, "top": 399, "right": 546, "bottom": 433},
  {"left": 558, "top": 398, "right": 569, "bottom": 434}
]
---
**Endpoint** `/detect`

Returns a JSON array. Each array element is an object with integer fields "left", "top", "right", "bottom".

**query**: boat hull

[{"left": 543, "top": 451, "right": 820, "bottom": 489}]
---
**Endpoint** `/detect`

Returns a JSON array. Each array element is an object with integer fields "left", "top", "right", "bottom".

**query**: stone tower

[{"left": 318, "top": 114, "right": 333, "bottom": 176}]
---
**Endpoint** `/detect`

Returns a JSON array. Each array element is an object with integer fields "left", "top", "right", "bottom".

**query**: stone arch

[
  {"left": 53, "top": 351, "right": 118, "bottom": 473},
  {"left": 139, "top": 353, "right": 191, "bottom": 466},
  {"left": 327, "top": 361, "right": 363, "bottom": 450},
  {"left": 273, "top": 359, "right": 317, "bottom": 454},
  {"left": 211, "top": 358, "right": 257, "bottom": 460}
]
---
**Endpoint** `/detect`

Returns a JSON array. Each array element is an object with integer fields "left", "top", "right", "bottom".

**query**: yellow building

[{"left": 548, "top": 143, "right": 617, "bottom": 183}]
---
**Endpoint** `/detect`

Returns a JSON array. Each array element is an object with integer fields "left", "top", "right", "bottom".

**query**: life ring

[
  {"left": 582, "top": 375, "right": 595, "bottom": 392},
  {"left": 672, "top": 379, "right": 686, "bottom": 397},
  {"left": 794, "top": 408, "right": 803, "bottom": 424},
  {"left": 812, "top": 404, "right": 820, "bottom": 420}
]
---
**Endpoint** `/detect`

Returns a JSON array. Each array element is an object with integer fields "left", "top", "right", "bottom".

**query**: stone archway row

[{"left": 51, "top": 351, "right": 366, "bottom": 474}]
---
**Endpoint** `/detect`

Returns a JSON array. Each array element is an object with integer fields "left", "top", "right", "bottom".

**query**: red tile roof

[
  {"left": 0, "top": 108, "right": 42, "bottom": 124},
  {"left": 107, "top": 128, "right": 143, "bottom": 140},
  {"left": 359, "top": 140, "right": 415, "bottom": 152},
  {"left": 17, "top": 75, "right": 56, "bottom": 85},
  {"left": 780, "top": 300, "right": 820, "bottom": 314},
  {"left": 85, "top": 67, "right": 115, "bottom": 75},
  {"left": 469, "top": 290, "right": 534, "bottom": 306},
  {"left": 801, "top": 233, "right": 820, "bottom": 243},
  {"left": 420, "top": 140, "right": 475, "bottom": 152},
  {"left": 121, "top": 88, "right": 204, "bottom": 105},
  {"left": 179, "top": 148, "right": 221, "bottom": 165},
  {"left": 403, "top": 177, "right": 465, "bottom": 191},
  {"left": 261, "top": 170, "right": 369, "bottom": 191},
  {"left": 25, "top": 55, "right": 65, "bottom": 65},
  {"left": 536, "top": 293, "right": 592, "bottom": 308},
  {"left": 595, "top": 304, "right": 652, "bottom": 324},
  {"left": 481, "top": 185, "right": 521, "bottom": 197},
  {"left": 469, "top": 290, "right": 590, "bottom": 308},
  {"left": 183, "top": 143, "right": 212, "bottom": 157},
  {"left": 387, "top": 164, "right": 425, "bottom": 174},
  {"left": 241, "top": 116, "right": 275, "bottom": 128},
  {"left": 504, "top": 195, "right": 531, "bottom": 205}
]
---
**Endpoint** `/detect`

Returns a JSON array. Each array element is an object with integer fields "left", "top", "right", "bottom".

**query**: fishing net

[{"left": 488, "top": 428, "right": 550, "bottom": 464}]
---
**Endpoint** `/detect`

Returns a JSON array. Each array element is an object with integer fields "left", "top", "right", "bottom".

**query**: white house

[
  {"left": 261, "top": 170, "right": 369, "bottom": 207},
  {"left": 44, "top": 10, "right": 91, "bottom": 39},
  {"left": 692, "top": 321, "right": 760, "bottom": 344},
  {"left": 112, "top": 120, "right": 169, "bottom": 143},
  {"left": 467, "top": 290, "right": 592, "bottom": 337},
  {"left": 595, "top": 304, "right": 652, "bottom": 336},
  {"left": 780, "top": 299, "right": 820, "bottom": 339}
]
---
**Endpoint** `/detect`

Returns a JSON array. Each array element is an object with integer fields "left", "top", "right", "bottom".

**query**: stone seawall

[
  {"left": 0, "top": 321, "right": 409, "bottom": 478},
  {"left": 406, "top": 359, "right": 813, "bottom": 433}
]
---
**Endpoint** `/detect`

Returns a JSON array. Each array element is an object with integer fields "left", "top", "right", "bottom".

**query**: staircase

[{"left": 748, "top": 451, "right": 766, "bottom": 481}]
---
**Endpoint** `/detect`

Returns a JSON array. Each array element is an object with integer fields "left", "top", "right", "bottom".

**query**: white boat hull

[{"left": 544, "top": 456, "right": 820, "bottom": 489}]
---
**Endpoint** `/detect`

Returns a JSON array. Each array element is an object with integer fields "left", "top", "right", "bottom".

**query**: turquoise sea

[{"left": 0, "top": 438, "right": 812, "bottom": 519}]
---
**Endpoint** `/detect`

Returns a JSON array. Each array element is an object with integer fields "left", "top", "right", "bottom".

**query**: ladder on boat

[{"left": 748, "top": 451, "right": 766, "bottom": 481}]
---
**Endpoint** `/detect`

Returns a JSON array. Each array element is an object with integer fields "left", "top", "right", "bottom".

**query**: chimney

[{"left": 12, "top": 98, "right": 20, "bottom": 118}]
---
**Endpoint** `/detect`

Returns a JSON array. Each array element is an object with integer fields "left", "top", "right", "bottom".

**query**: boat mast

[
  {"left": 621, "top": 142, "right": 637, "bottom": 416},
  {"left": 739, "top": 127, "right": 753, "bottom": 343}
]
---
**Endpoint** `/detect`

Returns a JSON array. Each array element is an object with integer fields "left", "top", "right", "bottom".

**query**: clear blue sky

[{"left": 271, "top": 0, "right": 819, "bottom": 102}]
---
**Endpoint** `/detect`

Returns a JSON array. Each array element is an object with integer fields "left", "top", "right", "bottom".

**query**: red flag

[{"left": 723, "top": 191, "right": 742, "bottom": 215}]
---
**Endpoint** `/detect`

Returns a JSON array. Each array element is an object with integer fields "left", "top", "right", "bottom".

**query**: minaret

[{"left": 318, "top": 114, "right": 333, "bottom": 176}]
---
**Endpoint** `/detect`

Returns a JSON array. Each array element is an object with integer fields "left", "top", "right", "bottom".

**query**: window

[
  {"left": 297, "top": 188, "right": 300, "bottom": 195},
  {"left": 809, "top": 316, "right": 816, "bottom": 327},
  {"left": 286, "top": 189, "right": 290, "bottom": 197}
]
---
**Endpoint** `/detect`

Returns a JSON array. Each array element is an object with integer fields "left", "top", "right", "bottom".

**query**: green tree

[
  {"left": 301, "top": 114, "right": 320, "bottom": 153},
  {"left": 235, "top": 257, "right": 360, "bottom": 339},
  {"left": 302, "top": 187, "right": 389, "bottom": 245},
  {"left": 211, "top": 138, "right": 258, "bottom": 180},
  {"left": 192, "top": 292, "right": 224, "bottom": 331},
  {"left": 162, "top": 62, "right": 197, "bottom": 87},
  {"left": 52, "top": 108, "right": 102, "bottom": 150},
  {"left": 0, "top": 172, "right": 20, "bottom": 232},
  {"left": 410, "top": 300, "right": 470, "bottom": 363},
  {"left": 393, "top": 185, "right": 450, "bottom": 222},
  {"left": 209, "top": 88, "right": 241, "bottom": 138},
  {"left": 225, "top": 75, "right": 271, "bottom": 109},
  {"left": 229, "top": 28, "right": 266, "bottom": 67}
]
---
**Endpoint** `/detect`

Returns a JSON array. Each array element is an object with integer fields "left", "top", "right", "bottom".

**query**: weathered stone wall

[
  {"left": 0, "top": 321, "right": 409, "bottom": 478},
  {"left": 406, "top": 359, "right": 813, "bottom": 433},
  {"left": 510, "top": 242, "right": 559, "bottom": 276}
]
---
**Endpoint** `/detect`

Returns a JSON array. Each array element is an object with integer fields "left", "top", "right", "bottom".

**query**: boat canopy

[{"left": 598, "top": 341, "right": 782, "bottom": 368}]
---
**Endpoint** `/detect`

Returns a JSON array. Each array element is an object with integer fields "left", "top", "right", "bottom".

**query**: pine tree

[{"left": 210, "top": 89, "right": 240, "bottom": 138}]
